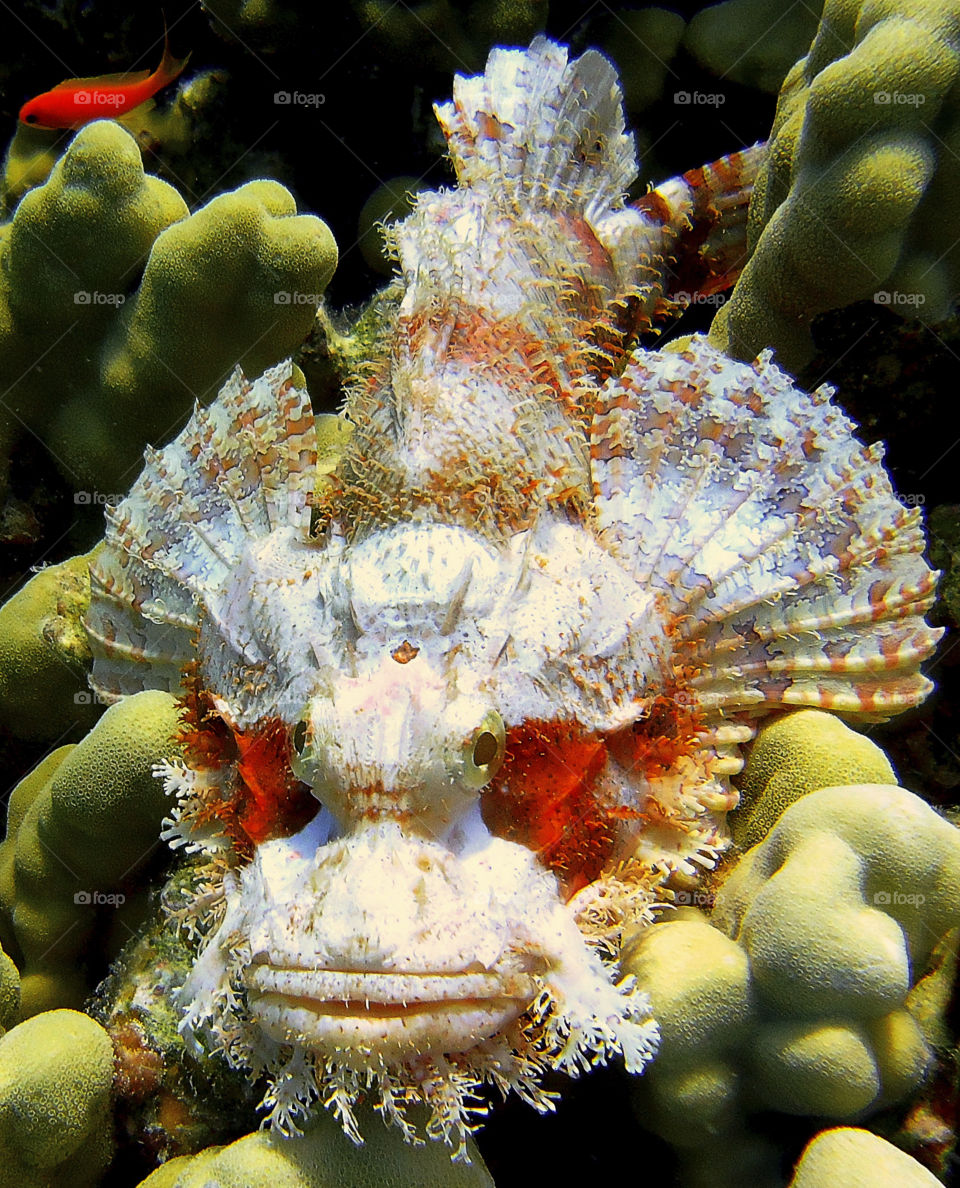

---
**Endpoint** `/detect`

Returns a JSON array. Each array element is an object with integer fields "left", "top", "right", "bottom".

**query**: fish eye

[
  {"left": 24, "top": 113, "right": 37, "bottom": 124},
  {"left": 461, "top": 711, "right": 506, "bottom": 789},
  {"left": 473, "top": 729, "right": 500, "bottom": 767}
]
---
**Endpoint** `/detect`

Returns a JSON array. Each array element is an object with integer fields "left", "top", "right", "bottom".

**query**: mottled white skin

[
  {"left": 200, "top": 516, "right": 666, "bottom": 738},
  {"left": 180, "top": 808, "right": 656, "bottom": 1070}
]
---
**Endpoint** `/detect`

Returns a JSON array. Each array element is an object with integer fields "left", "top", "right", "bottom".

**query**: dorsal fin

[
  {"left": 50, "top": 70, "right": 154, "bottom": 91},
  {"left": 434, "top": 36, "right": 636, "bottom": 222}
]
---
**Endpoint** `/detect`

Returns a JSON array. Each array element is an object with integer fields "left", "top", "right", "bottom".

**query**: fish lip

[
  {"left": 243, "top": 964, "right": 540, "bottom": 1008},
  {"left": 243, "top": 964, "right": 541, "bottom": 1059}
]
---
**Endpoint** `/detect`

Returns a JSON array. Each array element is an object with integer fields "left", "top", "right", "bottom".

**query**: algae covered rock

[
  {"left": 733, "top": 709, "right": 897, "bottom": 850},
  {"left": 135, "top": 1109, "right": 495, "bottom": 1187},
  {"left": 0, "top": 1008, "right": 114, "bottom": 1188},
  {"left": 0, "top": 120, "right": 337, "bottom": 498},
  {"left": 710, "top": 0, "right": 960, "bottom": 370},
  {"left": 0, "top": 546, "right": 100, "bottom": 741},
  {"left": 788, "top": 1126, "right": 941, "bottom": 1186}
]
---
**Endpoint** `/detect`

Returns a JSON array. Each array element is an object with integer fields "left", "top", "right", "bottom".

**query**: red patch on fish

[
  {"left": 176, "top": 672, "right": 317, "bottom": 856},
  {"left": 482, "top": 720, "right": 614, "bottom": 898}
]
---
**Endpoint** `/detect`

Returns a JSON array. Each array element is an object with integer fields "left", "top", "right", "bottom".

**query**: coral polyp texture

[
  {"left": 62, "top": 35, "right": 944, "bottom": 1164},
  {"left": 623, "top": 770, "right": 960, "bottom": 1188},
  {"left": 0, "top": 119, "right": 337, "bottom": 500},
  {"left": 0, "top": 546, "right": 101, "bottom": 741},
  {"left": 0, "top": 1008, "right": 115, "bottom": 1188},
  {"left": 788, "top": 1126, "right": 943, "bottom": 1187},
  {"left": 711, "top": 0, "right": 960, "bottom": 371},
  {"left": 134, "top": 1109, "right": 495, "bottom": 1187},
  {"left": 0, "top": 691, "right": 184, "bottom": 1018},
  {"left": 731, "top": 709, "right": 898, "bottom": 850}
]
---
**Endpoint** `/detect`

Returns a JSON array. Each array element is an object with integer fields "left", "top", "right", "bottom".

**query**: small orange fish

[{"left": 19, "top": 32, "right": 189, "bottom": 130}]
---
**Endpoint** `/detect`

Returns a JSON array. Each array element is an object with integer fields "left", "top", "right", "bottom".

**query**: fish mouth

[{"left": 245, "top": 965, "right": 540, "bottom": 1061}]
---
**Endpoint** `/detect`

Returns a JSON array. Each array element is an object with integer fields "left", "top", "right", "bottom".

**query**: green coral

[
  {"left": 0, "top": 124, "right": 62, "bottom": 216},
  {"left": 0, "top": 546, "right": 100, "bottom": 741},
  {"left": 350, "top": 0, "right": 546, "bottom": 73},
  {"left": 710, "top": 0, "right": 960, "bottom": 371},
  {"left": 716, "top": 783, "right": 960, "bottom": 1013},
  {"left": 684, "top": 0, "right": 824, "bottom": 93},
  {"left": 136, "top": 1109, "right": 494, "bottom": 1187},
  {"left": 787, "top": 1126, "right": 942, "bottom": 1186},
  {"left": 623, "top": 781, "right": 960, "bottom": 1188},
  {"left": 90, "top": 885, "right": 260, "bottom": 1161},
  {"left": 0, "top": 119, "right": 337, "bottom": 497},
  {"left": 733, "top": 710, "right": 897, "bottom": 850},
  {"left": 0, "top": 690, "right": 183, "bottom": 1018},
  {"left": 0, "top": 747, "right": 70, "bottom": 965},
  {"left": 0, "top": 942, "right": 18, "bottom": 1035},
  {"left": 202, "top": 0, "right": 302, "bottom": 51},
  {"left": 623, "top": 912, "right": 780, "bottom": 1187},
  {"left": 203, "top": 0, "right": 543, "bottom": 62},
  {"left": 0, "top": 1008, "right": 115, "bottom": 1188}
]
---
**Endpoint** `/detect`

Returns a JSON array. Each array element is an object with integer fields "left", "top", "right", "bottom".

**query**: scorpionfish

[{"left": 84, "top": 37, "right": 941, "bottom": 1157}]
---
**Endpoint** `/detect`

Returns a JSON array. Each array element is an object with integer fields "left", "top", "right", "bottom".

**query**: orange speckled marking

[
  {"left": 176, "top": 670, "right": 317, "bottom": 857},
  {"left": 483, "top": 697, "right": 706, "bottom": 897},
  {"left": 177, "top": 665, "right": 236, "bottom": 771},
  {"left": 483, "top": 720, "right": 612, "bottom": 898},
  {"left": 607, "top": 693, "right": 703, "bottom": 780},
  {"left": 234, "top": 721, "right": 318, "bottom": 846}
]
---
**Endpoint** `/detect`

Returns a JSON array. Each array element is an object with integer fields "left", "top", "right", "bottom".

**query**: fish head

[
  {"left": 174, "top": 637, "right": 659, "bottom": 1121},
  {"left": 290, "top": 653, "right": 505, "bottom": 839},
  {"left": 18, "top": 94, "right": 62, "bottom": 128}
]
